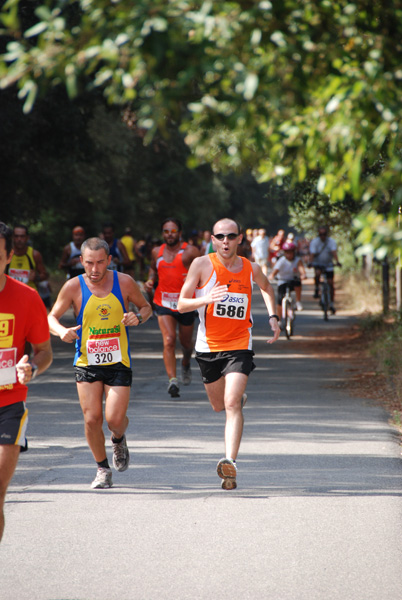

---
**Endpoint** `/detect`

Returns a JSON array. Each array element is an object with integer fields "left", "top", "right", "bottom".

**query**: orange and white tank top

[
  {"left": 195, "top": 254, "right": 254, "bottom": 352},
  {"left": 153, "top": 242, "right": 189, "bottom": 312}
]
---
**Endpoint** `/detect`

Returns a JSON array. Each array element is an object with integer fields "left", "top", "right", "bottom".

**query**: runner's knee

[
  {"left": 163, "top": 333, "right": 176, "bottom": 349},
  {"left": 224, "top": 397, "right": 242, "bottom": 412},
  {"left": 83, "top": 413, "right": 103, "bottom": 430},
  {"left": 107, "top": 414, "right": 128, "bottom": 433}
]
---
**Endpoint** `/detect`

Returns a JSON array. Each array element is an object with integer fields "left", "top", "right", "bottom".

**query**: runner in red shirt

[
  {"left": 0, "top": 222, "right": 52, "bottom": 542},
  {"left": 144, "top": 218, "right": 199, "bottom": 398}
]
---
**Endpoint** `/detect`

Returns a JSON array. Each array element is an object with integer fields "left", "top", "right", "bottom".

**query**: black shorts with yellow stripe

[{"left": 0, "top": 401, "right": 29, "bottom": 452}]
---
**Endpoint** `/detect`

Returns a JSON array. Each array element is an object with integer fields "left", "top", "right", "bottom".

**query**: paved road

[{"left": 2, "top": 280, "right": 402, "bottom": 600}]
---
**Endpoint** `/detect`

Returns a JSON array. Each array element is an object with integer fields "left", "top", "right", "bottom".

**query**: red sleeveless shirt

[{"left": 153, "top": 242, "right": 189, "bottom": 312}]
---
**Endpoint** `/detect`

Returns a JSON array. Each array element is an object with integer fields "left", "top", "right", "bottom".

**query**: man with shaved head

[{"left": 178, "top": 218, "right": 280, "bottom": 490}]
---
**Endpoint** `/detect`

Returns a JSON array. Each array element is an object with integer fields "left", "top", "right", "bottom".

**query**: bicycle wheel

[
  {"left": 322, "top": 284, "right": 330, "bottom": 321},
  {"left": 283, "top": 298, "right": 292, "bottom": 339},
  {"left": 290, "top": 300, "right": 296, "bottom": 336}
]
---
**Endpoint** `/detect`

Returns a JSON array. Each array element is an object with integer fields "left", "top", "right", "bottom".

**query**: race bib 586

[{"left": 213, "top": 293, "right": 248, "bottom": 320}]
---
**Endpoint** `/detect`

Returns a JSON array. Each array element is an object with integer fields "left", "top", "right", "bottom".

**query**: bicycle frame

[
  {"left": 319, "top": 271, "right": 332, "bottom": 321},
  {"left": 281, "top": 283, "right": 296, "bottom": 339}
]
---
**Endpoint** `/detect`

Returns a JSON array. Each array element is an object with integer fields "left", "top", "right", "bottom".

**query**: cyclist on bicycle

[
  {"left": 309, "top": 226, "right": 340, "bottom": 313},
  {"left": 269, "top": 241, "right": 306, "bottom": 318}
]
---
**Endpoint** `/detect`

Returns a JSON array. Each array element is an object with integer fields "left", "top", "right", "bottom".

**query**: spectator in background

[
  {"left": 102, "top": 223, "right": 131, "bottom": 273},
  {"left": 285, "top": 232, "right": 295, "bottom": 245},
  {"left": 120, "top": 227, "right": 137, "bottom": 278},
  {"left": 201, "top": 230, "right": 212, "bottom": 255},
  {"left": 269, "top": 228, "right": 286, "bottom": 266},
  {"left": 58, "top": 226, "right": 86, "bottom": 279},
  {"left": 188, "top": 229, "right": 203, "bottom": 250},
  {"left": 7, "top": 225, "right": 49, "bottom": 307},
  {"left": 237, "top": 228, "right": 252, "bottom": 259},
  {"left": 251, "top": 228, "right": 269, "bottom": 275}
]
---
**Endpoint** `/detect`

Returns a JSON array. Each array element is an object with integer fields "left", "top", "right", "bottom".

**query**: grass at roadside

[{"left": 340, "top": 271, "right": 402, "bottom": 430}]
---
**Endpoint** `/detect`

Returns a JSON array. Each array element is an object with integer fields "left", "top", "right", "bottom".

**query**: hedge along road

[{"left": 2, "top": 279, "right": 402, "bottom": 600}]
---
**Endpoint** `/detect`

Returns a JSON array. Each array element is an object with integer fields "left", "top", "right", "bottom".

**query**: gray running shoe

[
  {"left": 241, "top": 393, "right": 247, "bottom": 409},
  {"left": 168, "top": 377, "right": 180, "bottom": 398},
  {"left": 181, "top": 363, "right": 192, "bottom": 386},
  {"left": 112, "top": 434, "right": 130, "bottom": 472},
  {"left": 91, "top": 467, "right": 113, "bottom": 489},
  {"left": 216, "top": 458, "right": 237, "bottom": 490}
]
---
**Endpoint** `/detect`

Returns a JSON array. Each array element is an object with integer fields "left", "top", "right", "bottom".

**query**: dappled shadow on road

[
  {"left": 8, "top": 442, "right": 402, "bottom": 500},
  {"left": 8, "top": 281, "right": 402, "bottom": 505}
]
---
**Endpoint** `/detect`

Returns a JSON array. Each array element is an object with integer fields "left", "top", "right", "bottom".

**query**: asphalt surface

[{"left": 2, "top": 279, "right": 402, "bottom": 600}]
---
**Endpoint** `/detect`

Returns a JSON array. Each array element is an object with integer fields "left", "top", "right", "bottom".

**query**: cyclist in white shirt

[{"left": 269, "top": 242, "right": 306, "bottom": 317}]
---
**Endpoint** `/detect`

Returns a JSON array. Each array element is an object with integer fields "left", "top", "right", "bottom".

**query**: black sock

[
  {"left": 112, "top": 435, "right": 124, "bottom": 444},
  {"left": 97, "top": 458, "right": 110, "bottom": 469}
]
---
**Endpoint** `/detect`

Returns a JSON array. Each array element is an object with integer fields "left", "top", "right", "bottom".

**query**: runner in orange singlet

[
  {"left": 178, "top": 218, "right": 280, "bottom": 490},
  {"left": 144, "top": 218, "right": 200, "bottom": 398}
]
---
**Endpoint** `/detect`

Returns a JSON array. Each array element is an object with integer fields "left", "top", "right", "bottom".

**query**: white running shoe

[
  {"left": 112, "top": 434, "right": 130, "bottom": 472},
  {"left": 91, "top": 467, "right": 113, "bottom": 489},
  {"left": 296, "top": 301, "right": 303, "bottom": 311}
]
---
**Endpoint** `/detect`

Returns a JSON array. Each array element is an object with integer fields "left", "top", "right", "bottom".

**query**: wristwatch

[
  {"left": 30, "top": 363, "right": 39, "bottom": 380},
  {"left": 269, "top": 314, "right": 280, "bottom": 322},
  {"left": 135, "top": 312, "right": 143, "bottom": 324}
]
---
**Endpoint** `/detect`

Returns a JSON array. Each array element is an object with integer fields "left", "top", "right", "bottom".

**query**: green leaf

[{"left": 24, "top": 21, "right": 48, "bottom": 38}]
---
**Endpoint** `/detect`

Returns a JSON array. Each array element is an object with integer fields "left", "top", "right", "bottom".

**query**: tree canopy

[{"left": 1, "top": 0, "right": 402, "bottom": 257}]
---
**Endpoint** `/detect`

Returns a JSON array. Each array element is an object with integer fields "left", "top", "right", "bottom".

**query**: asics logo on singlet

[
  {"left": 229, "top": 278, "right": 241, "bottom": 284},
  {"left": 220, "top": 294, "right": 245, "bottom": 304}
]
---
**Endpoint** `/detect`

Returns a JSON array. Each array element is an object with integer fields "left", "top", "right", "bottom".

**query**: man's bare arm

[
  {"left": 48, "top": 280, "right": 81, "bottom": 343},
  {"left": 120, "top": 274, "right": 153, "bottom": 326},
  {"left": 177, "top": 257, "right": 227, "bottom": 313},
  {"left": 144, "top": 246, "right": 159, "bottom": 293},
  {"left": 16, "top": 339, "right": 53, "bottom": 385},
  {"left": 251, "top": 263, "right": 280, "bottom": 343}
]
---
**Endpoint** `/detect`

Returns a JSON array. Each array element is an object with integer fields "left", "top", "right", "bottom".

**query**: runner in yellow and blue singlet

[
  {"left": 48, "top": 237, "right": 152, "bottom": 490},
  {"left": 74, "top": 270, "right": 131, "bottom": 370}
]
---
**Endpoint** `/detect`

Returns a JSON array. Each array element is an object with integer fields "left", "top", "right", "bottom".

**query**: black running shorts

[
  {"left": 0, "top": 401, "right": 28, "bottom": 451},
  {"left": 313, "top": 265, "right": 334, "bottom": 280},
  {"left": 154, "top": 304, "right": 197, "bottom": 326},
  {"left": 277, "top": 280, "right": 301, "bottom": 304},
  {"left": 195, "top": 350, "right": 255, "bottom": 384},
  {"left": 74, "top": 363, "right": 132, "bottom": 386}
]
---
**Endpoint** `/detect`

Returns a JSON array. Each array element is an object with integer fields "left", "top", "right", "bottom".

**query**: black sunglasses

[{"left": 213, "top": 233, "right": 239, "bottom": 241}]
